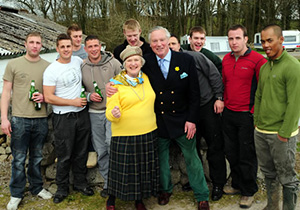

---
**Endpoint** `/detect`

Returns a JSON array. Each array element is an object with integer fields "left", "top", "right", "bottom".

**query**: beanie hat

[{"left": 120, "top": 45, "right": 143, "bottom": 61}]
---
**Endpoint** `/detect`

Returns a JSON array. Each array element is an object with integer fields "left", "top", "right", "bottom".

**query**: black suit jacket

[{"left": 143, "top": 50, "right": 200, "bottom": 139}]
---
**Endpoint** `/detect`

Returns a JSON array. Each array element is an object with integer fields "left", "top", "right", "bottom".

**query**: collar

[
  {"left": 268, "top": 48, "right": 286, "bottom": 62},
  {"left": 155, "top": 49, "right": 172, "bottom": 63},
  {"left": 230, "top": 47, "right": 251, "bottom": 57}
]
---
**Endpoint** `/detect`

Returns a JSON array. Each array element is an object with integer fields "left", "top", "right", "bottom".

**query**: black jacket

[
  {"left": 143, "top": 50, "right": 200, "bottom": 139},
  {"left": 113, "top": 37, "right": 152, "bottom": 63}
]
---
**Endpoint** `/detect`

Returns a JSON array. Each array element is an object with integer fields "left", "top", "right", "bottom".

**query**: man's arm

[
  {"left": 43, "top": 85, "right": 86, "bottom": 108},
  {"left": 278, "top": 66, "right": 300, "bottom": 138},
  {"left": 192, "top": 52, "right": 224, "bottom": 113},
  {"left": 186, "top": 55, "right": 200, "bottom": 139},
  {"left": 1, "top": 80, "right": 12, "bottom": 137}
]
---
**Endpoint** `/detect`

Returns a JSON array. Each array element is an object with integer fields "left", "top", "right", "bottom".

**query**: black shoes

[
  {"left": 53, "top": 194, "right": 67, "bottom": 203},
  {"left": 182, "top": 182, "right": 192, "bottom": 192},
  {"left": 100, "top": 188, "right": 108, "bottom": 198},
  {"left": 73, "top": 186, "right": 94, "bottom": 196},
  {"left": 211, "top": 186, "right": 223, "bottom": 201}
]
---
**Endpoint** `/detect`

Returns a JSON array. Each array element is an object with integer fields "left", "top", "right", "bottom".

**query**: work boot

[
  {"left": 263, "top": 178, "right": 280, "bottom": 210},
  {"left": 282, "top": 186, "right": 298, "bottom": 210}
]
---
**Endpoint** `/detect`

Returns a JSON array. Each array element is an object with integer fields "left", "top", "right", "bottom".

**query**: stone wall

[{"left": 0, "top": 104, "right": 212, "bottom": 190}]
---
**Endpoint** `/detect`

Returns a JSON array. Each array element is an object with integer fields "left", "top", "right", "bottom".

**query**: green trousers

[{"left": 158, "top": 134, "right": 209, "bottom": 202}]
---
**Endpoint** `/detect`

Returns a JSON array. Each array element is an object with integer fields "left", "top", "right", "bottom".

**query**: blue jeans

[{"left": 10, "top": 117, "right": 48, "bottom": 198}]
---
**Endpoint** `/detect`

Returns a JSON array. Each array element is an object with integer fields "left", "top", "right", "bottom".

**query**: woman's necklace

[{"left": 130, "top": 84, "right": 145, "bottom": 101}]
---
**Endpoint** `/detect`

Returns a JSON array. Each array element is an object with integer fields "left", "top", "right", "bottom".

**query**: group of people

[{"left": 1, "top": 18, "right": 300, "bottom": 210}]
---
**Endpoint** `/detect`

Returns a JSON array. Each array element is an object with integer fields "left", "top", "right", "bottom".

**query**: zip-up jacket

[
  {"left": 254, "top": 50, "right": 300, "bottom": 138},
  {"left": 81, "top": 51, "right": 122, "bottom": 111},
  {"left": 222, "top": 48, "right": 267, "bottom": 113},
  {"left": 182, "top": 50, "right": 223, "bottom": 106}
]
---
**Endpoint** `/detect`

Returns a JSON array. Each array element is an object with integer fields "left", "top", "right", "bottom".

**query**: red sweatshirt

[{"left": 222, "top": 48, "right": 267, "bottom": 113}]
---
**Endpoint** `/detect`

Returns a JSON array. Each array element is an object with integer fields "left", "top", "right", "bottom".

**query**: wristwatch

[{"left": 216, "top": 97, "right": 224, "bottom": 101}]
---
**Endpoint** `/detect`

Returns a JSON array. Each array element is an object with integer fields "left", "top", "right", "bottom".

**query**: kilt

[{"left": 107, "top": 130, "right": 159, "bottom": 201}]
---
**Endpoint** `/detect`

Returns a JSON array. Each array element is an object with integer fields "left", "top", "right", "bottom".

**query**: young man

[
  {"left": 43, "top": 34, "right": 94, "bottom": 204},
  {"left": 182, "top": 26, "right": 222, "bottom": 74},
  {"left": 67, "top": 24, "right": 98, "bottom": 168},
  {"left": 222, "top": 25, "right": 267, "bottom": 208},
  {"left": 113, "top": 19, "right": 152, "bottom": 63},
  {"left": 2, "top": 32, "right": 52, "bottom": 210},
  {"left": 67, "top": 24, "right": 88, "bottom": 59},
  {"left": 81, "top": 35, "right": 122, "bottom": 198},
  {"left": 254, "top": 24, "right": 300, "bottom": 210},
  {"left": 169, "top": 35, "right": 226, "bottom": 201}
]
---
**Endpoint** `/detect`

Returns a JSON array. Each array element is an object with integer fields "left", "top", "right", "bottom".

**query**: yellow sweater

[{"left": 106, "top": 74, "right": 157, "bottom": 136}]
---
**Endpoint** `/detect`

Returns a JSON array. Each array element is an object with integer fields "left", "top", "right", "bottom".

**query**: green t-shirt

[{"left": 3, "top": 56, "right": 50, "bottom": 118}]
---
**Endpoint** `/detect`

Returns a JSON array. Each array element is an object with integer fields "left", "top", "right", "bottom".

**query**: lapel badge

[{"left": 175, "top": 66, "right": 180, "bottom": 71}]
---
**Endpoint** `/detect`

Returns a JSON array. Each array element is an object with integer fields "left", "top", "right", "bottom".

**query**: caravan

[
  {"left": 254, "top": 30, "right": 300, "bottom": 51},
  {"left": 180, "top": 35, "right": 231, "bottom": 54}
]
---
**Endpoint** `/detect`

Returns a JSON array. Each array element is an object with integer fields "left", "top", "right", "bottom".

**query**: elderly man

[{"left": 143, "top": 26, "right": 209, "bottom": 210}]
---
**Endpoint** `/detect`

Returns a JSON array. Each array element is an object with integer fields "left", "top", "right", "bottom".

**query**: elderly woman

[{"left": 105, "top": 45, "right": 159, "bottom": 210}]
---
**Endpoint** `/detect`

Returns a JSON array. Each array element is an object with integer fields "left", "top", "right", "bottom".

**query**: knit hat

[{"left": 120, "top": 45, "right": 143, "bottom": 61}]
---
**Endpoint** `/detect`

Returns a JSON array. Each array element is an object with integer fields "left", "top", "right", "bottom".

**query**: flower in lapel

[{"left": 175, "top": 66, "right": 180, "bottom": 71}]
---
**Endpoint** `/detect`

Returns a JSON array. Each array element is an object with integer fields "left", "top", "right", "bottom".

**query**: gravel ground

[{"left": 0, "top": 144, "right": 299, "bottom": 210}]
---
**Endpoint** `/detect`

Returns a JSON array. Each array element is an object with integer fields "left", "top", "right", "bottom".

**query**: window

[
  {"left": 284, "top": 36, "right": 296, "bottom": 42},
  {"left": 210, "top": 42, "right": 220, "bottom": 51}
]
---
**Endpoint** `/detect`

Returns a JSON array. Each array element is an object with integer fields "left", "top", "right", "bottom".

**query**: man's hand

[
  {"left": 277, "top": 134, "right": 288, "bottom": 142},
  {"left": 1, "top": 119, "right": 12, "bottom": 137},
  {"left": 32, "top": 92, "right": 44, "bottom": 103},
  {"left": 90, "top": 92, "right": 102, "bottom": 102},
  {"left": 105, "top": 82, "right": 118, "bottom": 97},
  {"left": 214, "top": 100, "right": 224, "bottom": 114},
  {"left": 184, "top": 121, "right": 196, "bottom": 140},
  {"left": 111, "top": 106, "right": 121, "bottom": 118},
  {"left": 73, "top": 97, "right": 87, "bottom": 107}
]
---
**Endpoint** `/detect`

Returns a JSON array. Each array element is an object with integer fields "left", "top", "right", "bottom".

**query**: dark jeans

[
  {"left": 10, "top": 117, "right": 48, "bottom": 198},
  {"left": 196, "top": 98, "right": 227, "bottom": 187},
  {"left": 222, "top": 108, "right": 258, "bottom": 196},
  {"left": 53, "top": 108, "right": 91, "bottom": 196}
]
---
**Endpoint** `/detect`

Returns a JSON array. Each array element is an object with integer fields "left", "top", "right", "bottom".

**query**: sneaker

[
  {"left": 239, "top": 196, "right": 254, "bottom": 208},
  {"left": 223, "top": 186, "right": 241, "bottom": 195},
  {"left": 7, "top": 197, "right": 22, "bottom": 210},
  {"left": 37, "top": 189, "right": 53, "bottom": 199},
  {"left": 86, "top": 152, "right": 97, "bottom": 168}
]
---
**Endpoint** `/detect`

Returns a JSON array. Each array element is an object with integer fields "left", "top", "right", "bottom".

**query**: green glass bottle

[
  {"left": 80, "top": 86, "right": 86, "bottom": 98},
  {"left": 34, "top": 89, "right": 41, "bottom": 110},
  {"left": 29, "top": 80, "right": 35, "bottom": 101},
  {"left": 93, "top": 81, "right": 103, "bottom": 100}
]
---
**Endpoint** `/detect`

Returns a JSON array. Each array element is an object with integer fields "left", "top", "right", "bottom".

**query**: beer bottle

[
  {"left": 93, "top": 81, "right": 104, "bottom": 100},
  {"left": 33, "top": 89, "right": 41, "bottom": 110},
  {"left": 80, "top": 86, "right": 86, "bottom": 98},
  {"left": 29, "top": 80, "right": 35, "bottom": 101}
]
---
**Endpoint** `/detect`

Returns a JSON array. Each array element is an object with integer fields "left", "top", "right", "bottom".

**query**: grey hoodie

[{"left": 81, "top": 51, "right": 122, "bottom": 111}]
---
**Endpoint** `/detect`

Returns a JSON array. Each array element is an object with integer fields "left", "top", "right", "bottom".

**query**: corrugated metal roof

[{"left": 0, "top": 5, "right": 67, "bottom": 59}]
